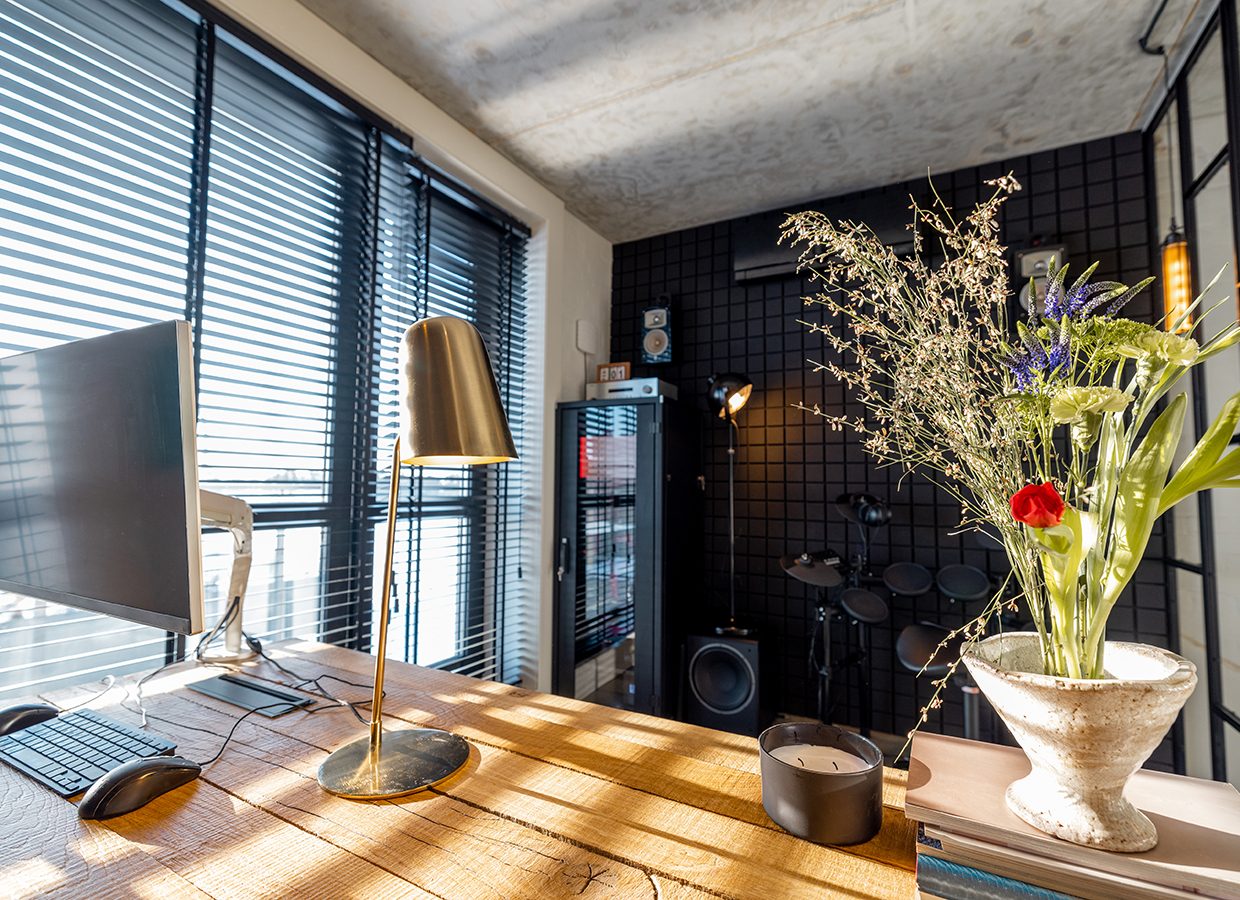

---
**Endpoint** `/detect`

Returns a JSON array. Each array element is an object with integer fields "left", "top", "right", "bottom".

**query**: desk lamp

[
  {"left": 707, "top": 373, "right": 752, "bottom": 636},
  {"left": 318, "top": 316, "right": 516, "bottom": 800}
]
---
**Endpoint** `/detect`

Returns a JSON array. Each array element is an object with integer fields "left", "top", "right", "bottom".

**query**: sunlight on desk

[
  {"left": 0, "top": 858, "right": 65, "bottom": 895},
  {"left": 0, "top": 641, "right": 915, "bottom": 898}
]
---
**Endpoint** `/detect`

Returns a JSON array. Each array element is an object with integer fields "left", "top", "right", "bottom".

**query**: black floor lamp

[{"left": 707, "top": 373, "right": 752, "bottom": 636}]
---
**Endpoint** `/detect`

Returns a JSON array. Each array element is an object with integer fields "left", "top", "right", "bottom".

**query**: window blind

[
  {"left": 0, "top": 0, "right": 198, "bottom": 697},
  {"left": 192, "top": 32, "right": 374, "bottom": 651},
  {"left": 0, "top": 0, "right": 532, "bottom": 702},
  {"left": 370, "top": 170, "right": 531, "bottom": 682}
]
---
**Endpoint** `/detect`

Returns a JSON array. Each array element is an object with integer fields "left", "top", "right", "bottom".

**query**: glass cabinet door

[{"left": 571, "top": 405, "right": 639, "bottom": 709}]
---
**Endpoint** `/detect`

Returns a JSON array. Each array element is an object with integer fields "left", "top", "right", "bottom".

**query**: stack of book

[{"left": 904, "top": 733, "right": 1240, "bottom": 900}]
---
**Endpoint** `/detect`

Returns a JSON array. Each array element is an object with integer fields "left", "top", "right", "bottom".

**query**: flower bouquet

[{"left": 782, "top": 176, "right": 1239, "bottom": 850}]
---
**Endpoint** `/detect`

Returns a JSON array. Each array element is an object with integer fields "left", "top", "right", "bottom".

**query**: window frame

[
  {"left": 0, "top": 0, "right": 531, "bottom": 697},
  {"left": 1145, "top": 2, "right": 1240, "bottom": 782}
]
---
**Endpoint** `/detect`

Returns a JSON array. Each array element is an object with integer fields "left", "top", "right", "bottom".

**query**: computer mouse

[
  {"left": 77, "top": 755, "right": 201, "bottom": 820},
  {"left": 0, "top": 703, "right": 59, "bottom": 737}
]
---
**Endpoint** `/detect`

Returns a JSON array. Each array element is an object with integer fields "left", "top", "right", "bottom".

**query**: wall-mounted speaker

[
  {"left": 683, "top": 633, "right": 763, "bottom": 735},
  {"left": 641, "top": 300, "right": 672, "bottom": 364}
]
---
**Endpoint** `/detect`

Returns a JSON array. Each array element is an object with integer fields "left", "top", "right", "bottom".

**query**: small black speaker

[{"left": 683, "top": 633, "right": 763, "bottom": 735}]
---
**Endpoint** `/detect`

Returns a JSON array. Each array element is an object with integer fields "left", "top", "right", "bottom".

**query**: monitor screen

[{"left": 0, "top": 321, "right": 204, "bottom": 634}]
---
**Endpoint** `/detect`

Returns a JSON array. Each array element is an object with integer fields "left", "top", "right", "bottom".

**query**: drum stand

[
  {"left": 809, "top": 579, "right": 882, "bottom": 737},
  {"left": 810, "top": 589, "right": 833, "bottom": 727},
  {"left": 781, "top": 548, "right": 886, "bottom": 739}
]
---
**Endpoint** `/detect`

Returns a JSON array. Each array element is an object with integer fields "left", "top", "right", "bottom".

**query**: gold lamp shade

[
  {"left": 318, "top": 315, "right": 515, "bottom": 801},
  {"left": 399, "top": 316, "right": 517, "bottom": 465}
]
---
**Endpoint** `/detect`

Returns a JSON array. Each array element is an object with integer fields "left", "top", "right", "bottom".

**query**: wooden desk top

[{"left": 0, "top": 641, "right": 915, "bottom": 898}]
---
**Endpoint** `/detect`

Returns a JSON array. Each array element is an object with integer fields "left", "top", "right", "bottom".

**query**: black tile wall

[{"left": 611, "top": 131, "right": 1177, "bottom": 770}]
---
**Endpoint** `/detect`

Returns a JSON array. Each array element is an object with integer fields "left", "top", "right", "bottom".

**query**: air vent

[{"left": 733, "top": 188, "right": 923, "bottom": 283}]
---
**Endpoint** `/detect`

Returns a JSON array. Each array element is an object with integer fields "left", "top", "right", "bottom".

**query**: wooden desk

[{"left": 0, "top": 641, "right": 915, "bottom": 898}]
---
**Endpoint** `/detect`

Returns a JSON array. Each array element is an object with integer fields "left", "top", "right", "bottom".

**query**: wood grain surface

[{"left": 0, "top": 640, "right": 915, "bottom": 899}]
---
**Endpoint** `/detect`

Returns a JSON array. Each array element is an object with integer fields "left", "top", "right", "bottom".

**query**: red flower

[{"left": 1010, "top": 482, "right": 1065, "bottom": 529}]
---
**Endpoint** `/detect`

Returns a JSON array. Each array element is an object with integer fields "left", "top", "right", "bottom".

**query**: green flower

[
  {"left": 1049, "top": 386, "right": 1133, "bottom": 424},
  {"left": 1117, "top": 331, "right": 1200, "bottom": 366},
  {"left": 1066, "top": 318, "right": 1157, "bottom": 365}
]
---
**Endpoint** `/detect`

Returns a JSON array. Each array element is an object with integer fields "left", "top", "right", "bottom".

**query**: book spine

[{"left": 917, "top": 853, "right": 1074, "bottom": 900}]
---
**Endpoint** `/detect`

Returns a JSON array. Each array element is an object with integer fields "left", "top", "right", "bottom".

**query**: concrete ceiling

[{"left": 297, "top": 0, "right": 1202, "bottom": 242}]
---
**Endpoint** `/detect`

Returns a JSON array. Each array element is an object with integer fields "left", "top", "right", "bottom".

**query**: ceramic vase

[{"left": 962, "top": 632, "right": 1196, "bottom": 852}]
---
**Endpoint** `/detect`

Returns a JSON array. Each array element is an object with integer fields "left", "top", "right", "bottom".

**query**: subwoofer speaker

[{"left": 683, "top": 633, "right": 763, "bottom": 735}]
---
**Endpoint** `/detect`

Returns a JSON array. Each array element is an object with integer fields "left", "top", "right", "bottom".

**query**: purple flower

[
  {"left": 1066, "top": 280, "right": 1124, "bottom": 316},
  {"left": 1041, "top": 260, "right": 1152, "bottom": 321},
  {"left": 1046, "top": 320, "right": 1072, "bottom": 374},
  {"left": 1004, "top": 318, "right": 1071, "bottom": 393}
]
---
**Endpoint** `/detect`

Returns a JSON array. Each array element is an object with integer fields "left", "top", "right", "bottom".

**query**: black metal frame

[{"left": 1145, "top": 1, "right": 1239, "bottom": 782}]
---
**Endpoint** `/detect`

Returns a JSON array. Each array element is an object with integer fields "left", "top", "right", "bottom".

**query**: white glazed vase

[{"left": 962, "top": 633, "right": 1196, "bottom": 852}]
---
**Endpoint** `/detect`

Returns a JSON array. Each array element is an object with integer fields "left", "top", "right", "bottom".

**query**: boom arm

[{"left": 199, "top": 489, "right": 254, "bottom": 661}]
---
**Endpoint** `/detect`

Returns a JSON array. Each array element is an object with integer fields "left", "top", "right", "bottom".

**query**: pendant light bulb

[{"left": 1161, "top": 225, "right": 1192, "bottom": 334}]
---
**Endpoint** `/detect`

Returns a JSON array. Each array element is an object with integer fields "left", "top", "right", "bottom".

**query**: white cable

[{"left": 54, "top": 675, "right": 117, "bottom": 713}]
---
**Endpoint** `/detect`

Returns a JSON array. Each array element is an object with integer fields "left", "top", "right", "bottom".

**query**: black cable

[
  {"left": 191, "top": 696, "right": 370, "bottom": 768},
  {"left": 124, "top": 657, "right": 193, "bottom": 727},
  {"left": 197, "top": 596, "right": 378, "bottom": 719},
  {"left": 134, "top": 656, "right": 377, "bottom": 766},
  {"left": 119, "top": 597, "right": 383, "bottom": 763},
  {"left": 1139, "top": 0, "right": 1171, "bottom": 55},
  {"left": 194, "top": 701, "right": 299, "bottom": 766},
  {"left": 245, "top": 639, "right": 380, "bottom": 725},
  {"left": 193, "top": 594, "right": 241, "bottom": 660}
]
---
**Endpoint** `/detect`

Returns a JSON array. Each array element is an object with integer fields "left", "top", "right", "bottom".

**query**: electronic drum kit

[{"left": 779, "top": 493, "right": 994, "bottom": 739}]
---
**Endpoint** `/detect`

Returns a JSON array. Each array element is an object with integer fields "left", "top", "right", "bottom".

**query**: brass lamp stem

[
  {"left": 318, "top": 316, "right": 509, "bottom": 800},
  {"left": 368, "top": 436, "right": 402, "bottom": 764}
]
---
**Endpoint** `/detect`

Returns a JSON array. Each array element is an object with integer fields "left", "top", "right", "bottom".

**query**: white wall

[{"left": 212, "top": 0, "right": 613, "bottom": 690}]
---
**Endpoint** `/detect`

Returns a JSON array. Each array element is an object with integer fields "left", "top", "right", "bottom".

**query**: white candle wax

[{"left": 768, "top": 743, "right": 869, "bottom": 774}]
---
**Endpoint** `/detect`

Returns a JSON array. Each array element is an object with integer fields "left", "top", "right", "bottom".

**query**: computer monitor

[{"left": 0, "top": 321, "right": 204, "bottom": 634}]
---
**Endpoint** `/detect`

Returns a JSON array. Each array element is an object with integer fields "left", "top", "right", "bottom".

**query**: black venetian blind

[
  {"left": 0, "top": 0, "right": 531, "bottom": 700},
  {"left": 371, "top": 167, "right": 530, "bottom": 682}
]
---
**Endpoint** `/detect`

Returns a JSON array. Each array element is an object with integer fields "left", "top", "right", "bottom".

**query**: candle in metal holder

[{"left": 759, "top": 722, "right": 883, "bottom": 845}]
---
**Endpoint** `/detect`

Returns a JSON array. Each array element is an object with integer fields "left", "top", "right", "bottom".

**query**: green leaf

[
  {"left": 1165, "top": 265, "right": 1226, "bottom": 332},
  {"left": 1205, "top": 448, "right": 1240, "bottom": 483},
  {"left": 1159, "top": 389, "right": 1240, "bottom": 514},
  {"left": 1103, "top": 394, "right": 1186, "bottom": 609},
  {"left": 1035, "top": 509, "right": 1094, "bottom": 632},
  {"left": 1198, "top": 324, "right": 1240, "bottom": 363},
  {"left": 1031, "top": 523, "right": 1074, "bottom": 557}
]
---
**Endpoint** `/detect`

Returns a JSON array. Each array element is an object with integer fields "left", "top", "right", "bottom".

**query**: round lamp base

[
  {"left": 196, "top": 647, "right": 258, "bottom": 664},
  {"left": 317, "top": 728, "right": 470, "bottom": 800}
]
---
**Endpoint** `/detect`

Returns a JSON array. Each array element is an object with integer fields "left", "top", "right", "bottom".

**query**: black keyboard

[{"left": 0, "top": 708, "right": 175, "bottom": 797}]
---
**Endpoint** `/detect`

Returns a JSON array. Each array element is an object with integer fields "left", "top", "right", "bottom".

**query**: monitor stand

[{"left": 197, "top": 490, "right": 256, "bottom": 663}]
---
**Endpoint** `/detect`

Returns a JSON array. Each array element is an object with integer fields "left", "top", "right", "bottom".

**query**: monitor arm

[{"left": 198, "top": 489, "right": 255, "bottom": 662}]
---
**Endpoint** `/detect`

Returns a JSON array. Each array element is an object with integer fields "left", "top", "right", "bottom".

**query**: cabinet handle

[{"left": 556, "top": 537, "right": 570, "bottom": 583}]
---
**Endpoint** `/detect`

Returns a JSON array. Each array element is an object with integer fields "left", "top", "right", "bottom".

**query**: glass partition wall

[{"left": 1148, "top": 0, "right": 1240, "bottom": 785}]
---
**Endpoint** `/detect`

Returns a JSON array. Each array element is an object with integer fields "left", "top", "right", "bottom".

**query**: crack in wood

[
  {"left": 563, "top": 862, "right": 617, "bottom": 895},
  {"left": 429, "top": 788, "right": 736, "bottom": 900},
  {"left": 394, "top": 805, "right": 568, "bottom": 865}
]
